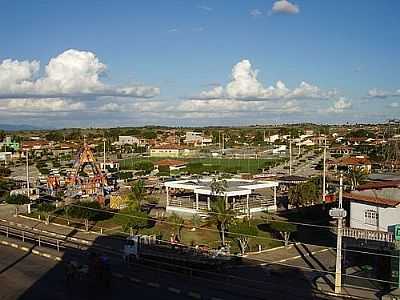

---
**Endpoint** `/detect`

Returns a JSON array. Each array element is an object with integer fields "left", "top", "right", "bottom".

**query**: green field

[{"left": 119, "top": 156, "right": 285, "bottom": 174}]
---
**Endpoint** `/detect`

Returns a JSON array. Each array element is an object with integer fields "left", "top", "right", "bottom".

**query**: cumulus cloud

[
  {"left": 0, "top": 49, "right": 160, "bottom": 99},
  {"left": 368, "top": 88, "right": 400, "bottom": 99},
  {"left": 272, "top": 0, "right": 299, "bottom": 14},
  {"left": 195, "top": 59, "right": 334, "bottom": 101},
  {"left": 327, "top": 97, "right": 352, "bottom": 113},
  {"left": 0, "top": 98, "right": 85, "bottom": 112},
  {"left": 99, "top": 101, "right": 163, "bottom": 113}
]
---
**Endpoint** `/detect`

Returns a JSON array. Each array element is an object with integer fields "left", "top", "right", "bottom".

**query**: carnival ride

[{"left": 47, "top": 143, "right": 108, "bottom": 204}]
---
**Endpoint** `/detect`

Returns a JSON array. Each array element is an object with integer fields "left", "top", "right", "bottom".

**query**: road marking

[
  {"left": 147, "top": 282, "right": 160, "bottom": 288},
  {"left": 211, "top": 297, "right": 223, "bottom": 300},
  {"left": 188, "top": 291, "right": 201, "bottom": 299},
  {"left": 272, "top": 248, "right": 330, "bottom": 263},
  {"left": 168, "top": 287, "right": 181, "bottom": 294},
  {"left": 129, "top": 277, "right": 142, "bottom": 283}
]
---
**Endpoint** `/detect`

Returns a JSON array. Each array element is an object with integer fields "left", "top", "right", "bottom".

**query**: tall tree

[
  {"left": 209, "top": 198, "right": 235, "bottom": 247},
  {"left": 348, "top": 167, "right": 367, "bottom": 190},
  {"left": 129, "top": 179, "right": 147, "bottom": 210},
  {"left": 229, "top": 219, "right": 258, "bottom": 254}
]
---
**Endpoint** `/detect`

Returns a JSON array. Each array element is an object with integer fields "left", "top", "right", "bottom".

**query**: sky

[{"left": 0, "top": 0, "right": 399, "bottom": 128}]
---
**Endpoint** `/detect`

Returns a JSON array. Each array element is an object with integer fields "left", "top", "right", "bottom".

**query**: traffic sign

[{"left": 329, "top": 208, "right": 347, "bottom": 218}]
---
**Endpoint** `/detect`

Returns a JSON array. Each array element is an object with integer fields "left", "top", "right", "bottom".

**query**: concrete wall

[{"left": 350, "top": 201, "right": 400, "bottom": 232}]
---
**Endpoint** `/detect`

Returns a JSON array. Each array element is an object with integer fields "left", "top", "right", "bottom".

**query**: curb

[{"left": 0, "top": 238, "right": 62, "bottom": 261}]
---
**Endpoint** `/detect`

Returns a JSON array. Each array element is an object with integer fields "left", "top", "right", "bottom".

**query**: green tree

[
  {"left": 270, "top": 221, "right": 297, "bottom": 246},
  {"left": 6, "top": 194, "right": 30, "bottom": 205},
  {"left": 168, "top": 213, "right": 185, "bottom": 241},
  {"left": 114, "top": 209, "right": 149, "bottom": 234},
  {"left": 229, "top": 220, "right": 258, "bottom": 254},
  {"left": 348, "top": 167, "right": 367, "bottom": 190},
  {"left": 288, "top": 181, "right": 319, "bottom": 208},
  {"left": 143, "top": 130, "right": 157, "bottom": 139},
  {"left": 128, "top": 180, "right": 147, "bottom": 210},
  {"left": 65, "top": 202, "right": 106, "bottom": 221},
  {"left": 209, "top": 198, "right": 235, "bottom": 247}
]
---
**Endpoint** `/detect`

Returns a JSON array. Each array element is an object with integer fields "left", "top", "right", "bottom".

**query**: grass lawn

[{"left": 119, "top": 156, "right": 284, "bottom": 174}]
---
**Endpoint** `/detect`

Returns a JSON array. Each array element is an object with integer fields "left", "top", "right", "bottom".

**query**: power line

[{"left": 62, "top": 203, "right": 400, "bottom": 259}]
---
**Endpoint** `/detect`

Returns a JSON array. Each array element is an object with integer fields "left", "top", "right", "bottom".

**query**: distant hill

[{"left": 0, "top": 124, "right": 42, "bottom": 131}]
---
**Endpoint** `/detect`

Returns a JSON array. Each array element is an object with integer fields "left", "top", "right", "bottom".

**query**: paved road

[{"left": 0, "top": 244, "right": 190, "bottom": 300}]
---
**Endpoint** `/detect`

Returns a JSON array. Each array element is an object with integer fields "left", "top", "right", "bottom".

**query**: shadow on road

[{"left": 14, "top": 233, "right": 325, "bottom": 300}]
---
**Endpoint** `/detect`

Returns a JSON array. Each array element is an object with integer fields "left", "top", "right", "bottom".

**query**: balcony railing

[{"left": 342, "top": 227, "right": 393, "bottom": 243}]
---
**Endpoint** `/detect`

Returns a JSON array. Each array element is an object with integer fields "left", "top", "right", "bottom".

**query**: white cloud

[
  {"left": 368, "top": 88, "right": 400, "bottom": 98},
  {"left": 196, "top": 59, "right": 334, "bottom": 101},
  {"left": 168, "top": 28, "right": 179, "bottom": 33},
  {"left": 327, "top": 97, "right": 352, "bottom": 113},
  {"left": 197, "top": 5, "right": 212, "bottom": 12},
  {"left": 272, "top": 0, "right": 299, "bottom": 14},
  {"left": 99, "top": 101, "right": 163, "bottom": 113},
  {"left": 250, "top": 9, "right": 262, "bottom": 17},
  {"left": 0, "top": 49, "right": 160, "bottom": 99},
  {"left": 390, "top": 102, "right": 399, "bottom": 108},
  {"left": 0, "top": 98, "right": 85, "bottom": 112}
]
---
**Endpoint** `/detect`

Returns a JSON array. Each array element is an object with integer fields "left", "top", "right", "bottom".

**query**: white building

[
  {"left": 184, "top": 132, "right": 212, "bottom": 146},
  {"left": 272, "top": 145, "right": 287, "bottom": 155},
  {"left": 264, "top": 134, "right": 280, "bottom": 143},
  {"left": 164, "top": 178, "right": 278, "bottom": 216},
  {"left": 343, "top": 181, "right": 400, "bottom": 243},
  {"left": 118, "top": 136, "right": 140, "bottom": 145},
  {"left": 0, "top": 152, "right": 12, "bottom": 163}
]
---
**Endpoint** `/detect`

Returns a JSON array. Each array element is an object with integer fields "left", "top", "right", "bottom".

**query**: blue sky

[{"left": 0, "top": 0, "right": 399, "bottom": 127}]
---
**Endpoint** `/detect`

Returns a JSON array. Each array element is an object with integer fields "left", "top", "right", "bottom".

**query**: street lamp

[{"left": 329, "top": 172, "right": 347, "bottom": 294}]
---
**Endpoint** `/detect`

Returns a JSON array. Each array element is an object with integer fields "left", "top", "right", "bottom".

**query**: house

[
  {"left": 329, "top": 146, "right": 354, "bottom": 155},
  {"left": 344, "top": 181, "right": 400, "bottom": 233},
  {"left": 184, "top": 132, "right": 212, "bottom": 146},
  {"left": 272, "top": 145, "right": 287, "bottom": 155},
  {"left": 118, "top": 136, "right": 140, "bottom": 145},
  {"left": 334, "top": 155, "right": 372, "bottom": 174},
  {"left": 0, "top": 152, "right": 12, "bottom": 164},
  {"left": 21, "top": 140, "right": 51, "bottom": 152},
  {"left": 164, "top": 178, "right": 278, "bottom": 216},
  {"left": 264, "top": 134, "right": 280, "bottom": 143},
  {"left": 154, "top": 159, "right": 186, "bottom": 175},
  {"left": 150, "top": 144, "right": 198, "bottom": 158},
  {"left": 341, "top": 181, "right": 400, "bottom": 283}
]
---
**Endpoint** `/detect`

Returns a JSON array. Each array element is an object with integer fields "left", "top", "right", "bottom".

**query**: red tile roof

[
  {"left": 356, "top": 180, "right": 400, "bottom": 190},
  {"left": 344, "top": 192, "right": 400, "bottom": 207},
  {"left": 336, "top": 156, "right": 371, "bottom": 166}
]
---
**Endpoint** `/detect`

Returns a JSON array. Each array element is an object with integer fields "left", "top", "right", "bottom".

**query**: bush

[
  {"left": 65, "top": 201, "right": 108, "bottom": 221},
  {"left": 6, "top": 194, "right": 30, "bottom": 205},
  {"left": 37, "top": 202, "right": 56, "bottom": 212}
]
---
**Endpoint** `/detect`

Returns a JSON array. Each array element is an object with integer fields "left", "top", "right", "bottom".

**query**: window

[{"left": 364, "top": 210, "right": 378, "bottom": 226}]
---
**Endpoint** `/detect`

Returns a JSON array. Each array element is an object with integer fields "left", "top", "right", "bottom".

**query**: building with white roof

[{"left": 164, "top": 178, "right": 278, "bottom": 216}]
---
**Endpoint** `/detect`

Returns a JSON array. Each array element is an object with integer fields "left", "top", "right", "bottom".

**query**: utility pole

[
  {"left": 289, "top": 139, "right": 292, "bottom": 176},
  {"left": 103, "top": 138, "right": 106, "bottom": 171},
  {"left": 330, "top": 172, "right": 346, "bottom": 295},
  {"left": 323, "top": 138, "right": 327, "bottom": 203},
  {"left": 26, "top": 151, "right": 30, "bottom": 199}
]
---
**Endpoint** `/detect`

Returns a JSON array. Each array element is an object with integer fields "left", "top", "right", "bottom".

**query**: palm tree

[
  {"left": 129, "top": 179, "right": 146, "bottom": 210},
  {"left": 348, "top": 167, "right": 367, "bottom": 190},
  {"left": 209, "top": 197, "right": 235, "bottom": 247}
]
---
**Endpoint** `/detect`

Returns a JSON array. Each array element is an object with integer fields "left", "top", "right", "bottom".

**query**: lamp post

[
  {"left": 26, "top": 150, "right": 30, "bottom": 199},
  {"left": 323, "top": 138, "right": 327, "bottom": 203},
  {"left": 330, "top": 172, "right": 346, "bottom": 294}
]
